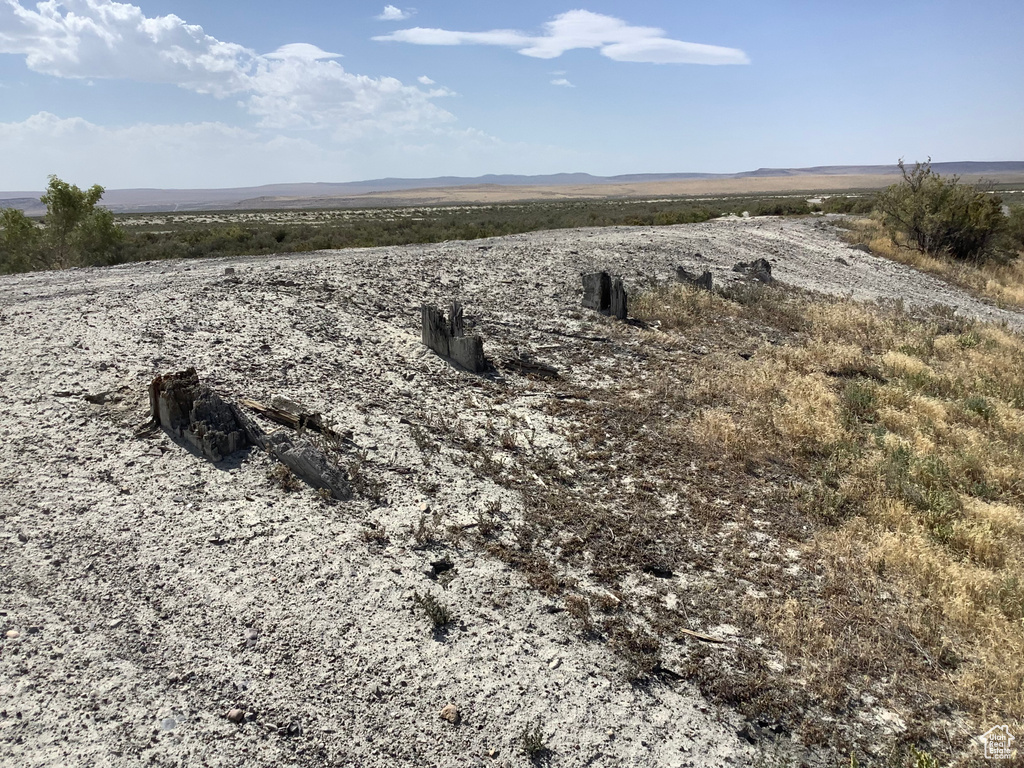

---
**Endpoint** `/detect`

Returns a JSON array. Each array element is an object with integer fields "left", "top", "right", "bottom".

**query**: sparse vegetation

[
  {"left": 413, "top": 590, "right": 453, "bottom": 631},
  {"left": 519, "top": 719, "right": 550, "bottom": 762},
  {"left": 0, "top": 191, "right": 830, "bottom": 275},
  {"left": 0, "top": 175, "right": 125, "bottom": 273},
  {"left": 443, "top": 275, "right": 1024, "bottom": 764}
]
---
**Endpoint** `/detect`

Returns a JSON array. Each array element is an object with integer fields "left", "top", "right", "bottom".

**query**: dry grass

[
  {"left": 841, "top": 217, "right": 1024, "bottom": 309},
  {"left": 638, "top": 283, "right": 1024, "bottom": 760}
]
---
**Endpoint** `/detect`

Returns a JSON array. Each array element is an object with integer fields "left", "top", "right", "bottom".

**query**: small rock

[
  {"left": 226, "top": 708, "right": 245, "bottom": 724},
  {"left": 487, "top": 748, "right": 500, "bottom": 758},
  {"left": 548, "top": 658, "right": 561, "bottom": 670},
  {"left": 243, "top": 628, "right": 259, "bottom": 648},
  {"left": 108, "top": 618, "right": 125, "bottom": 629},
  {"left": 224, "top": 267, "right": 236, "bottom": 275},
  {"left": 5, "top": 630, "right": 19, "bottom": 640},
  {"left": 440, "top": 703, "right": 460, "bottom": 724}
]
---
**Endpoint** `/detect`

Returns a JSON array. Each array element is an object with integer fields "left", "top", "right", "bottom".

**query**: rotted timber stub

[
  {"left": 148, "top": 367, "right": 251, "bottom": 462},
  {"left": 421, "top": 301, "right": 487, "bottom": 373},
  {"left": 147, "top": 368, "right": 351, "bottom": 499}
]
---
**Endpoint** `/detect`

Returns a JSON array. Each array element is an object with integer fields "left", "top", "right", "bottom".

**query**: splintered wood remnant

[
  {"left": 582, "top": 271, "right": 628, "bottom": 320},
  {"left": 676, "top": 266, "right": 713, "bottom": 292},
  {"left": 610, "top": 277, "right": 628, "bottom": 321},
  {"left": 147, "top": 369, "right": 351, "bottom": 499},
  {"left": 420, "top": 301, "right": 487, "bottom": 373},
  {"left": 148, "top": 367, "right": 250, "bottom": 462}
]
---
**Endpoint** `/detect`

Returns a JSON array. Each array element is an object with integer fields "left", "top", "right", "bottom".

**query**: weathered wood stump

[
  {"left": 676, "top": 266, "right": 713, "bottom": 292},
  {"left": 732, "top": 258, "right": 774, "bottom": 284},
  {"left": 582, "top": 272, "right": 611, "bottom": 311},
  {"left": 148, "top": 368, "right": 251, "bottom": 462},
  {"left": 148, "top": 368, "right": 351, "bottom": 499},
  {"left": 421, "top": 301, "right": 487, "bottom": 373},
  {"left": 582, "top": 271, "right": 628, "bottom": 320}
]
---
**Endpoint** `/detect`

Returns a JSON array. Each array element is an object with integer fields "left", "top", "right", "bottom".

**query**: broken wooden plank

[
  {"left": 677, "top": 627, "right": 727, "bottom": 644},
  {"left": 502, "top": 355, "right": 559, "bottom": 379}
]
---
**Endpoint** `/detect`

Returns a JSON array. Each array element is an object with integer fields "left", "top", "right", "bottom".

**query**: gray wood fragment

[
  {"left": 676, "top": 267, "right": 714, "bottom": 291},
  {"left": 582, "top": 272, "right": 611, "bottom": 311},
  {"left": 263, "top": 432, "right": 351, "bottom": 500},
  {"left": 610, "top": 277, "right": 628, "bottom": 321},
  {"left": 420, "top": 301, "right": 487, "bottom": 373}
]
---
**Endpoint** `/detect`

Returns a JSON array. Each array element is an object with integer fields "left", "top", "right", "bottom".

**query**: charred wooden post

[
  {"left": 420, "top": 301, "right": 487, "bottom": 373},
  {"left": 582, "top": 272, "right": 611, "bottom": 311},
  {"left": 583, "top": 271, "right": 627, "bottom": 320}
]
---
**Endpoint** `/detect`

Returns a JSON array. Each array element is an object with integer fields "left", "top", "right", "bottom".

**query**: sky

[{"left": 1, "top": 0, "right": 1022, "bottom": 190}]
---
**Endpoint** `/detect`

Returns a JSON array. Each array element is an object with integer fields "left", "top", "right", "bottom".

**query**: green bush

[
  {"left": 1, "top": 176, "right": 125, "bottom": 272},
  {"left": 752, "top": 198, "right": 812, "bottom": 217},
  {"left": 821, "top": 195, "right": 876, "bottom": 215},
  {"left": 0, "top": 208, "right": 41, "bottom": 274},
  {"left": 875, "top": 159, "right": 1007, "bottom": 262}
]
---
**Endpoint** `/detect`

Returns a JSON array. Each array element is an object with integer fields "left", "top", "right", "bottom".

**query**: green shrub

[
  {"left": 821, "top": 195, "right": 876, "bottom": 215},
  {"left": 752, "top": 198, "right": 812, "bottom": 217},
  {"left": 876, "top": 159, "right": 1007, "bottom": 262}
]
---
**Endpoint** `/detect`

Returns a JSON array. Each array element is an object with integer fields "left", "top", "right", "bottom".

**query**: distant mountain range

[{"left": 4, "top": 162, "right": 1023, "bottom": 215}]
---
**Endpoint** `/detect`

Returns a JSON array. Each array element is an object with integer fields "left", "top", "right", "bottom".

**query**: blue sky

[{"left": 1, "top": 0, "right": 1022, "bottom": 190}]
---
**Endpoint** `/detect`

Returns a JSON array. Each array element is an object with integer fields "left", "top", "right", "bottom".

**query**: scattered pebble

[
  {"left": 226, "top": 709, "right": 245, "bottom": 724},
  {"left": 548, "top": 658, "right": 561, "bottom": 670},
  {"left": 5, "top": 630, "right": 19, "bottom": 640},
  {"left": 439, "top": 703, "right": 460, "bottom": 724}
]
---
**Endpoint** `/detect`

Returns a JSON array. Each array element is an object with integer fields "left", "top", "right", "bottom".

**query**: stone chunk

[{"left": 582, "top": 272, "right": 611, "bottom": 311}]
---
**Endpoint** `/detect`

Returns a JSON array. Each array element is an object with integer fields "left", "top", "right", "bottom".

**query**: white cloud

[
  {"left": 550, "top": 78, "right": 574, "bottom": 87},
  {"left": 265, "top": 43, "right": 342, "bottom": 61},
  {"left": 376, "top": 5, "right": 413, "bottom": 22},
  {"left": 417, "top": 75, "right": 435, "bottom": 85},
  {"left": 374, "top": 9, "right": 749, "bottom": 65},
  {"left": 0, "top": 0, "right": 451, "bottom": 132}
]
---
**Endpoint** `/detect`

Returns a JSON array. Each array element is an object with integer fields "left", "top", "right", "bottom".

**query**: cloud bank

[
  {"left": 376, "top": 5, "right": 413, "bottom": 22},
  {"left": 0, "top": 0, "right": 451, "bottom": 133},
  {"left": 373, "top": 9, "right": 749, "bottom": 65}
]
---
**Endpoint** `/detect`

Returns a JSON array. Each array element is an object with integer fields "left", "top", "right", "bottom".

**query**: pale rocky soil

[{"left": 1, "top": 216, "right": 1021, "bottom": 768}]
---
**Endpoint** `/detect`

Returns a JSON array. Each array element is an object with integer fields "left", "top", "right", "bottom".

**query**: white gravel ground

[{"left": 1, "top": 216, "right": 1020, "bottom": 768}]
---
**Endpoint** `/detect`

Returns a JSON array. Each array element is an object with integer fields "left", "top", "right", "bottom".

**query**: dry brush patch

[
  {"left": 439, "top": 280, "right": 1024, "bottom": 765},
  {"left": 840, "top": 216, "right": 1024, "bottom": 310}
]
